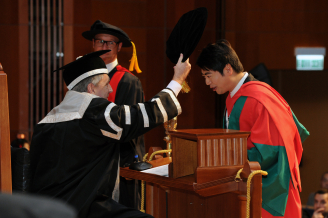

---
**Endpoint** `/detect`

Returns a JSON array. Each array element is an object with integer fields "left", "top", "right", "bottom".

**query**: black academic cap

[
  {"left": 55, "top": 50, "right": 110, "bottom": 90},
  {"left": 82, "top": 20, "right": 132, "bottom": 47},
  {"left": 166, "top": 7, "right": 208, "bottom": 63},
  {"left": 249, "top": 63, "right": 273, "bottom": 86}
]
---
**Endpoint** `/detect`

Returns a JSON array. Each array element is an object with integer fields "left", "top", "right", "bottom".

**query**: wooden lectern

[
  {"left": 121, "top": 129, "right": 262, "bottom": 218},
  {"left": 0, "top": 63, "right": 12, "bottom": 193}
]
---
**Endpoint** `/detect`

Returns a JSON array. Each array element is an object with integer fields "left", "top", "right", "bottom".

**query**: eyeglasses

[{"left": 94, "top": 39, "right": 120, "bottom": 47}]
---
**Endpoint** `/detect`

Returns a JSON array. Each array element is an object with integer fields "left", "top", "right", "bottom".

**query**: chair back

[{"left": 0, "top": 63, "right": 13, "bottom": 193}]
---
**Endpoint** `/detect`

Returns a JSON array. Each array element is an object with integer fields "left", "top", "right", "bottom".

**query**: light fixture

[{"left": 295, "top": 47, "right": 325, "bottom": 70}]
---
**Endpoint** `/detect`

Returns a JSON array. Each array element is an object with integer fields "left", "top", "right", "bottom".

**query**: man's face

[
  {"left": 321, "top": 174, "right": 328, "bottom": 189},
  {"left": 92, "top": 34, "right": 122, "bottom": 64},
  {"left": 201, "top": 68, "right": 232, "bottom": 95},
  {"left": 314, "top": 193, "right": 328, "bottom": 214},
  {"left": 93, "top": 74, "right": 113, "bottom": 99}
]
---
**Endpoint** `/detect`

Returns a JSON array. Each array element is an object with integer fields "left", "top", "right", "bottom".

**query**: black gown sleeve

[{"left": 91, "top": 88, "right": 181, "bottom": 144}]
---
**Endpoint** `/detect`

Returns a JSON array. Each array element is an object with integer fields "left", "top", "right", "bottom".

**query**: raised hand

[{"left": 173, "top": 53, "right": 191, "bottom": 85}]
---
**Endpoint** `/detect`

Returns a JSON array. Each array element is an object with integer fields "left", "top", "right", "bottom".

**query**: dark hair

[
  {"left": 315, "top": 189, "right": 328, "bottom": 195},
  {"left": 196, "top": 39, "right": 244, "bottom": 75}
]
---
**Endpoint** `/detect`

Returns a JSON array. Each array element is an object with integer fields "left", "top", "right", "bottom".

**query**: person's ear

[
  {"left": 87, "top": 83, "right": 95, "bottom": 94},
  {"left": 117, "top": 42, "right": 123, "bottom": 52},
  {"left": 223, "top": 64, "right": 232, "bottom": 76}
]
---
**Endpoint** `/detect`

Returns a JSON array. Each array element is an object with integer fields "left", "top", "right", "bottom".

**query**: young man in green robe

[{"left": 196, "top": 39, "right": 309, "bottom": 218}]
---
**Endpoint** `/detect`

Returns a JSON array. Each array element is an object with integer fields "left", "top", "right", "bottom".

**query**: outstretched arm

[{"left": 96, "top": 54, "right": 191, "bottom": 143}]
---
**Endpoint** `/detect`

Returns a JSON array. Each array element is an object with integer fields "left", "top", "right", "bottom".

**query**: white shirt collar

[
  {"left": 230, "top": 72, "right": 248, "bottom": 98},
  {"left": 106, "top": 59, "right": 118, "bottom": 73}
]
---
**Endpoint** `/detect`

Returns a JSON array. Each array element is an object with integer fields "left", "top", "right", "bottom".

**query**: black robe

[
  {"left": 29, "top": 88, "right": 181, "bottom": 218},
  {"left": 108, "top": 65, "right": 145, "bottom": 209}
]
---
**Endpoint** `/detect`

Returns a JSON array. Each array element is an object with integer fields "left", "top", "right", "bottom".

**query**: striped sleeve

[{"left": 94, "top": 88, "right": 182, "bottom": 142}]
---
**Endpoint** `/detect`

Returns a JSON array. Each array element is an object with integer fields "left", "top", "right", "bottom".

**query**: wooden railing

[{"left": 0, "top": 63, "right": 12, "bottom": 193}]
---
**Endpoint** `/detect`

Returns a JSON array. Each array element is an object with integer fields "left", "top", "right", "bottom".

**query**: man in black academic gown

[
  {"left": 83, "top": 20, "right": 145, "bottom": 209},
  {"left": 29, "top": 50, "right": 191, "bottom": 218}
]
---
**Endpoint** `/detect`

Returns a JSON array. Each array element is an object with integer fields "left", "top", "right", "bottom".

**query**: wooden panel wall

[
  {"left": 225, "top": 0, "right": 328, "bottom": 71},
  {"left": 0, "top": 0, "right": 29, "bottom": 141}
]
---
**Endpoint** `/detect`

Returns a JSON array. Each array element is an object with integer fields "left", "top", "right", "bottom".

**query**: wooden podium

[{"left": 120, "top": 129, "right": 262, "bottom": 218}]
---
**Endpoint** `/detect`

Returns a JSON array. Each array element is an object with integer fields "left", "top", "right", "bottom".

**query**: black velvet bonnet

[{"left": 166, "top": 7, "right": 208, "bottom": 63}]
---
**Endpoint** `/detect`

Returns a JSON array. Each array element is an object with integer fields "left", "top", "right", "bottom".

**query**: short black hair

[
  {"left": 196, "top": 39, "right": 244, "bottom": 75},
  {"left": 315, "top": 189, "right": 328, "bottom": 196}
]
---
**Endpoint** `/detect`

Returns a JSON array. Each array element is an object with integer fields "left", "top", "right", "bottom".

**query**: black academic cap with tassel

[{"left": 82, "top": 20, "right": 142, "bottom": 73}]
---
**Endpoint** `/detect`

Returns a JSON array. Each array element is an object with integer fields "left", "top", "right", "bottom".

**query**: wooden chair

[{"left": 0, "top": 63, "right": 13, "bottom": 193}]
